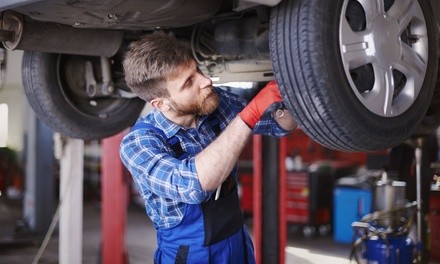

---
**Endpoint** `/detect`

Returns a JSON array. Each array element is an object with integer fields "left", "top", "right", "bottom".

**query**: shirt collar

[
  {"left": 150, "top": 108, "right": 216, "bottom": 138},
  {"left": 151, "top": 109, "right": 181, "bottom": 138}
]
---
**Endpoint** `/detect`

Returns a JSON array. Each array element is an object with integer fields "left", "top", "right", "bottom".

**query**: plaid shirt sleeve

[
  {"left": 253, "top": 111, "right": 292, "bottom": 137},
  {"left": 120, "top": 129, "right": 210, "bottom": 205}
]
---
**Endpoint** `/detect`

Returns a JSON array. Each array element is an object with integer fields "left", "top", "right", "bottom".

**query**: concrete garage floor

[{"left": 0, "top": 198, "right": 429, "bottom": 264}]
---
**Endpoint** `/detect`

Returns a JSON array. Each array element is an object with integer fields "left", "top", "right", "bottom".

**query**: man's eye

[{"left": 184, "top": 78, "right": 193, "bottom": 89}]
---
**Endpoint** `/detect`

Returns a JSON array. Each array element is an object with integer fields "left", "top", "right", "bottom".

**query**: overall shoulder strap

[
  {"left": 130, "top": 122, "right": 187, "bottom": 159},
  {"left": 208, "top": 115, "right": 221, "bottom": 136},
  {"left": 131, "top": 122, "right": 166, "bottom": 138}
]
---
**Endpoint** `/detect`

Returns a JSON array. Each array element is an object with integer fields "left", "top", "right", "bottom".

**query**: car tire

[
  {"left": 270, "top": 0, "right": 438, "bottom": 151},
  {"left": 22, "top": 51, "right": 145, "bottom": 140},
  {"left": 413, "top": 60, "right": 440, "bottom": 137}
]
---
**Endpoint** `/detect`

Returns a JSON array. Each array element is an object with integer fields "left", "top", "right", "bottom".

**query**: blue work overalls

[{"left": 131, "top": 119, "right": 256, "bottom": 264}]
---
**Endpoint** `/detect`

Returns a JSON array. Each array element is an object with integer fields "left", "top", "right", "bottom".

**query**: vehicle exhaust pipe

[{"left": 0, "top": 11, "right": 123, "bottom": 57}]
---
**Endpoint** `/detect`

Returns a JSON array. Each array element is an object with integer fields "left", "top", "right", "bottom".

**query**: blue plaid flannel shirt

[{"left": 119, "top": 87, "right": 290, "bottom": 229}]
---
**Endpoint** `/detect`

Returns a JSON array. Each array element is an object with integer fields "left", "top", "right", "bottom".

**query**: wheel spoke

[
  {"left": 358, "top": 0, "right": 385, "bottom": 26},
  {"left": 372, "top": 67, "right": 395, "bottom": 116},
  {"left": 397, "top": 43, "right": 426, "bottom": 89},
  {"left": 358, "top": 65, "right": 395, "bottom": 116},
  {"left": 340, "top": 19, "right": 372, "bottom": 69},
  {"left": 388, "top": 0, "right": 424, "bottom": 34}
]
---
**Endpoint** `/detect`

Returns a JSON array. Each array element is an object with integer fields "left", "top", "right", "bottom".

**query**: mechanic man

[{"left": 119, "top": 32, "right": 297, "bottom": 263}]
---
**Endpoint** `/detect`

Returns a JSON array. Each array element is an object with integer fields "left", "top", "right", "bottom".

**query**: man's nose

[{"left": 199, "top": 73, "right": 212, "bottom": 88}]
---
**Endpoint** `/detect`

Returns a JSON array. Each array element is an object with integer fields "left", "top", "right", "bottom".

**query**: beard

[{"left": 171, "top": 88, "right": 220, "bottom": 116}]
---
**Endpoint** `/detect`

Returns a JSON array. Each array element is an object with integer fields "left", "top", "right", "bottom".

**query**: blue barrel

[
  {"left": 334, "top": 176, "right": 373, "bottom": 243},
  {"left": 364, "top": 236, "right": 414, "bottom": 264}
]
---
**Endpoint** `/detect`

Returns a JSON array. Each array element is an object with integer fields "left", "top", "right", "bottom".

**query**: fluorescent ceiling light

[{"left": 214, "top": 82, "right": 254, "bottom": 89}]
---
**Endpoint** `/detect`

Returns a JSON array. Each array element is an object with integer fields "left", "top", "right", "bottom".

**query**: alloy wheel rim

[{"left": 339, "top": 0, "right": 428, "bottom": 117}]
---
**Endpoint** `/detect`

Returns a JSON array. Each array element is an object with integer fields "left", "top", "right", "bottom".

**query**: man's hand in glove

[{"left": 238, "top": 80, "right": 283, "bottom": 129}]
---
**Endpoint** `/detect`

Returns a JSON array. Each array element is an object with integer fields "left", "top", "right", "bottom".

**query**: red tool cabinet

[
  {"left": 286, "top": 170, "right": 332, "bottom": 227},
  {"left": 286, "top": 171, "right": 310, "bottom": 224}
]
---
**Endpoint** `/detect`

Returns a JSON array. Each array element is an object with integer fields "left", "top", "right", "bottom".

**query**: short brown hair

[{"left": 123, "top": 32, "right": 194, "bottom": 102}]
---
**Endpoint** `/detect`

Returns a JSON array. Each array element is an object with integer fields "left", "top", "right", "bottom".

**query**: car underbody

[{"left": 0, "top": 0, "right": 440, "bottom": 152}]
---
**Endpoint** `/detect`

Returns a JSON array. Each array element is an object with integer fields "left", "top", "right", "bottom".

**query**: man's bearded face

[{"left": 169, "top": 87, "right": 219, "bottom": 116}]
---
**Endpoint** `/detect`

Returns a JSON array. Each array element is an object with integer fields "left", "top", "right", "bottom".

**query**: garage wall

[{"left": 0, "top": 50, "right": 28, "bottom": 158}]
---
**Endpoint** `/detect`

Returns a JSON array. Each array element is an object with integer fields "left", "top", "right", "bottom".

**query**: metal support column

[
  {"left": 253, "top": 135, "right": 263, "bottom": 264},
  {"left": 59, "top": 137, "right": 84, "bottom": 264},
  {"left": 279, "top": 137, "right": 288, "bottom": 264},
  {"left": 23, "top": 110, "right": 54, "bottom": 234},
  {"left": 253, "top": 135, "right": 286, "bottom": 264},
  {"left": 101, "top": 132, "right": 128, "bottom": 264}
]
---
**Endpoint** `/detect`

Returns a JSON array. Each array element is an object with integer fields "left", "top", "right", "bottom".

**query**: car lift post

[
  {"left": 23, "top": 110, "right": 54, "bottom": 236},
  {"left": 253, "top": 135, "right": 287, "bottom": 264},
  {"left": 101, "top": 131, "right": 128, "bottom": 264},
  {"left": 58, "top": 136, "right": 84, "bottom": 264},
  {"left": 414, "top": 137, "right": 424, "bottom": 263}
]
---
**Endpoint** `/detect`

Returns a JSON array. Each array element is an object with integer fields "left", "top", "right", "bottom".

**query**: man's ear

[{"left": 151, "top": 98, "right": 171, "bottom": 111}]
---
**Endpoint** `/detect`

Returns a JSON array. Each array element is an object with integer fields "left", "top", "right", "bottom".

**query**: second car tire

[{"left": 21, "top": 51, "right": 145, "bottom": 140}]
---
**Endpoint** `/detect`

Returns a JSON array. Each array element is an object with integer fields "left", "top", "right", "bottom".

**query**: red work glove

[{"left": 238, "top": 80, "right": 283, "bottom": 129}]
